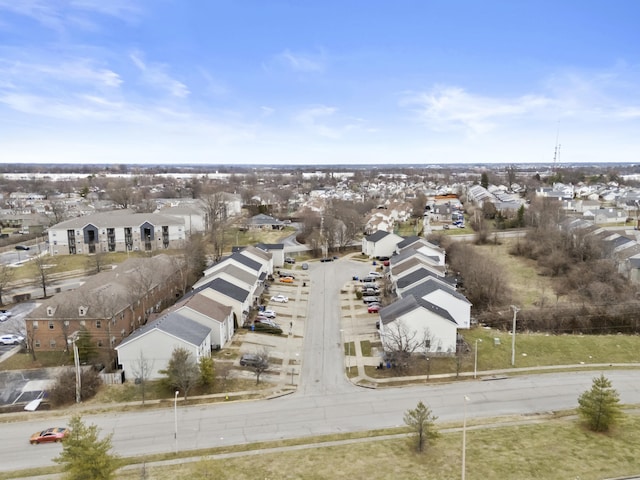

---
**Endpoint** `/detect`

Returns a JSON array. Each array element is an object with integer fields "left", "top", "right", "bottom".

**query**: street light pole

[
  {"left": 462, "top": 395, "right": 469, "bottom": 480},
  {"left": 174, "top": 390, "right": 179, "bottom": 453},
  {"left": 67, "top": 332, "right": 81, "bottom": 403},
  {"left": 511, "top": 305, "right": 520, "bottom": 367},
  {"left": 473, "top": 339, "right": 482, "bottom": 379}
]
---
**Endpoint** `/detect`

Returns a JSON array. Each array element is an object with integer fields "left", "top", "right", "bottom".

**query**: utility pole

[{"left": 511, "top": 305, "right": 520, "bottom": 366}]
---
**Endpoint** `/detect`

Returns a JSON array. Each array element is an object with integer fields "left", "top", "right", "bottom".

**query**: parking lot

[{"left": 234, "top": 265, "right": 310, "bottom": 385}]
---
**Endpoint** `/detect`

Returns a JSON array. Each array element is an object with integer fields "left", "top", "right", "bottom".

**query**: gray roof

[
  {"left": 256, "top": 243, "right": 285, "bottom": 251},
  {"left": 248, "top": 213, "right": 282, "bottom": 225},
  {"left": 365, "top": 230, "right": 391, "bottom": 242},
  {"left": 402, "top": 277, "right": 471, "bottom": 304},
  {"left": 204, "top": 277, "right": 250, "bottom": 303},
  {"left": 396, "top": 236, "right": 422, "bottom": 250},
  {"left": 396, "top": 267, "right": 441, "bottom": 289},
  {"left": 229, "top": 251, "right": 262, "bottom": 271},
  {"left": 51, "top": 211, "right": 184, "bottom": 229},
  {"left": 116, "top": 312, "right": 210, "bottom": 349},
  {"left": 379, "top": 294, "right": 455, "bottom": 326},
  {"left": 215, "top": 263, "right": 257, "bottom": 286}
]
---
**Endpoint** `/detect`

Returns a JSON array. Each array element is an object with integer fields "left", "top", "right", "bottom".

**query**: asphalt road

[{"left": 3, "top": 257, "right": 640, "bottom": 472}]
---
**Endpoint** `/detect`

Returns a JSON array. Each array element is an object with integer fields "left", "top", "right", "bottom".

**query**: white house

[
  {"left": 378, "top": 295, "right": 458, "bottom": 355},
  {"left": 361, "top": 230, "right": 404, "bottom": 258},
  {"left": 197, "top": 277, "right": 252, "bottom": 328},
  {"left": 115, "top": 312, "right": 211, "bottom": 381},
  {"left": 169, "top": 292, "right": 234, "bottom": 349},
  {"left": 402, "top": 278, "right": 472, "bottom": 329}
]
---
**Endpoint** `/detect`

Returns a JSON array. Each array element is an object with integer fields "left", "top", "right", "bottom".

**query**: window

[
  {"left": 32, "top": 321, "right": 38, "bottom": 330},
  {"left": 64, "top": 321, "right": 69, "bottom": 327},
  {"left": 47, "top": 306, "right": 55, "bottom": 317},
  {"left": 35, "top": 340, "right": 40, "bottom": 348},
  {"left": 97, "top": 340, "right": 103, "bottom": 347},
  {"left": 50, "top": 340, "right": 56, "bottom": 348},
  {"left": 79, "top": 306, "right": 86, "bottom": 317},
  {"left": 48, "top": 321, "right": 54, "bottom": 330},
  {"left": 96, "top": 320, "right": 101, "bottom": 328},
  {"left": 80, "top": 320, "right": 85, "bottom": 326}
]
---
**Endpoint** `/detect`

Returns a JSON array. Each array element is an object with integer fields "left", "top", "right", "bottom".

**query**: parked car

[
  {"left": 0, "top": 315, "right": 7, "bottom": 322},
  {"left": 252, "top": 322, "right": 283, "bottom": 335},
  {"left": 360, "top": 276, "right": 378, "bottom": 283},
  {"left": 0, "top": 309, "right": 13, "bottom": 316},
  {"left": 262, "top": 309, "right": 277, "bottom": 318},
  {"left": 320, "top": 257, "right": 333, "bottom": 262},
  {"left": 301, "top": 262, "right": 309, "bottom": 270},
  {"left": 255, "top": 318, "right": 280, "bottom": 328},
  {"left": 279, "top": 271, "right": 295, "bottom": 279},
  {"left": 280, "top": 276, "right": 294, "bottom": 283},
  {"left": 368, "top": 271, "right": 382, "bottom": 278},
  {"left": 368, "top": 304, "right": 382, "bottom": 313},
  {"left": 0, "top": 334, "right": 24, "bottom": 345},
  {"left": 284, "top": 257, "right": 296, "bottom": 264},
  {"left": 363, "top": 287, "right": 380, "bottom": 295},
  {"left": 240, "top": 353, "right": 263, "bottom": 367},
  {"left": 362, "top": 296, "right": 381, "bottom": 304},
  {"left": 15, "top": 245, "right": 30, "bottom": 251},
  {"left": 30, "top": 427, "right": 70, "bottom": 444},
  {"left": 271, "top": 295, "right": 289, "bottom": 303}
]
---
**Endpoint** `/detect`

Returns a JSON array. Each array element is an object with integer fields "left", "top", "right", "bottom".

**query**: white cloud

[
  {"left": 0, "top": 0, "right": 142, "bottom": 32},
  {"left": 275, "top": 49, "right": 326, "bottom": 73},
  {"left": 293, "top": 105, "right": 365, "bottom": 139},
  {"left": 402, "top": 86, "right": 550, "bottom": 134},
  {"left": 130, "top": 51, "right": 190, "bottom": 98},
  {"left": 261, "top": 106, "right": 274, "bottom": 117}
]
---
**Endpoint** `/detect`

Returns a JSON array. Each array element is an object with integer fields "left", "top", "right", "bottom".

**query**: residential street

[{"left": 2, "top": 257, "right": 640, "bottom": 473}]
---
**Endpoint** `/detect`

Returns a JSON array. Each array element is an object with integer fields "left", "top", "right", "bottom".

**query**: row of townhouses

[{"left": 361, "top": 231, "right": 472, "bottom": 355}]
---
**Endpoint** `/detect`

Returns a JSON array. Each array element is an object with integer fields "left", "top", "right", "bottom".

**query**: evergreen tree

[
  {"left": 480, "top": 172, "right": 489, "bottom": 189},
  {"left": 403, "top": 400, "right": 439, "bottom": 452},
  {"left": 160, "top": 347, "right": 200, "bottom": 400},
  {"left": 577, "top": 374, "right": 622, "bottom": 432},
  {"left": 54, "top": 415, "right": 119, "bottom": 480},
  {"left": 199, "top": 356, "right": 215, "bottom": 390}
]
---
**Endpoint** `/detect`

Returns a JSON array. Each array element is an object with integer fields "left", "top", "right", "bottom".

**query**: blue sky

[{"left": 1, "top": 1, "right": 639, "bottom": 166}]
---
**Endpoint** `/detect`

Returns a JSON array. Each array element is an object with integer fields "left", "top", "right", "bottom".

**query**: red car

[
  {"left": 368, "top": 304, "right": 381, "bottom": 313},
  {"left": 30, "top": 427, "right": 70, "bottom": 444}
]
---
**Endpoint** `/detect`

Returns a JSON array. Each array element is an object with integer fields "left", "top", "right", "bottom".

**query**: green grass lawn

[{"left": 35, "top": 413, "right": 638, "bottom": 480}]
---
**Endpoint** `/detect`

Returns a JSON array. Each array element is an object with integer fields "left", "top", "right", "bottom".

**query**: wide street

[{"left": 2, "top": 257, "right": 640, "bottom": 472}]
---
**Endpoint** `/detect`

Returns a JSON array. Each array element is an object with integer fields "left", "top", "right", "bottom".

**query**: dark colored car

[
  {"left": 320, "top": 257, "right": 333, "bottom": 262},
  {"left": 285, "top": 257, "right": 296, "bottom": 264},
  {"left": 363, "top": 296, "right": 381, "bottom": 304},
  {"left": 240, "top": 353, "right": 262, "bottom": 367},
  {"left": 30, "top": 427, "right": 70, "bottom": 444},
  {"left": 15, "top": 245, "right": 30, "bottom": 251}
]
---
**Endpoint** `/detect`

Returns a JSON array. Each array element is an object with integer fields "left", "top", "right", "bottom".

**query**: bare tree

[
  {"left": 201, "top": 190, "right": 228, "bottom": 261},
  {"left": 86, "top": 251, "right": 108, "bottom": 275},
  {"left": 48, "top": 201, "right": 68, "bottom": 225},
  {"left": 107, "top": 178, "right": 137, "bottom": 209},
  {"left": 131, "top": 351, "right": 154, "bottom": 404},
  {"left": 251, "top": 347, "right": 271, "bottom": 385},
  {"left": 32, "top": 252, "right": 53, "bottom": 299},
  {"left": 382, "top": 320, "right": 434, "bottom": 371},
  {"left": 0, "top": 263, "right": 15, "bottom": 306}
]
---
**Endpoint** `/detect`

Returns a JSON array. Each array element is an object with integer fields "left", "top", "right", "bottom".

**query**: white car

[
  {"left": 262, "top": 309, "right": 277, "bottom": 319},
  {"left": 0, "top": 309, "right": 13, "bottom": 317},
  {"left": 0, "top": 334, "right": 24, "bottom": 345},
  {"left": 368, "top": 271, "right": 383, "bottom": 278},
  {"left": 271, "top": 295, "right": 289, "bottom": 303}
]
